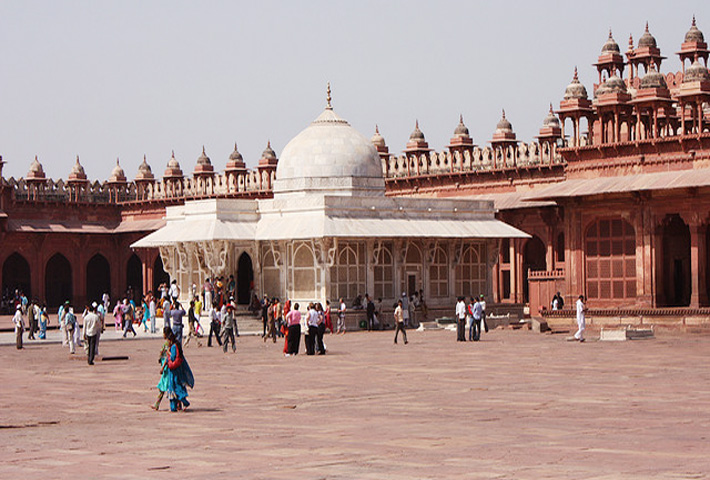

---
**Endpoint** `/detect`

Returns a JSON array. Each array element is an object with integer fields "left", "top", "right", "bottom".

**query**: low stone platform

[{"left": 1, "top": 328, "right": 709, "bottom": 479}]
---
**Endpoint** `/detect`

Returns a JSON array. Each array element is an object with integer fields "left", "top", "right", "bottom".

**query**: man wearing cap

[{"left": 13, "top": 304, "right": 25, "bottom": 349}]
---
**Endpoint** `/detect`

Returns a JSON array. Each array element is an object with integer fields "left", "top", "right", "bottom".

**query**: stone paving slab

[{"left": 1, "top": 328, "right": 709, "bottom": 479}]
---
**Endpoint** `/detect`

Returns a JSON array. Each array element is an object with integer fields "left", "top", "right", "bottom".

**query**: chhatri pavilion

[{"left": 131, "top": 90, "right": 529, "bottom": 307}]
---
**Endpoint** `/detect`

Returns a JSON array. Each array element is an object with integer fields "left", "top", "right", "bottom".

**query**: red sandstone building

[{"left": 2, "top": 19, "right": 709, "bottom": 325}]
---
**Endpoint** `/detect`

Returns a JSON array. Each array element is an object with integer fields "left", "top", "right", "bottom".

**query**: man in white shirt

[
  {"left": 455, "top": 297, "right": 467, "bottom": 342},
  {"left": 13, "top": 305, "right": 25, "bottom": 349},
  {"left": 574, "top": 295, "right": 587, "bottom": 342},
  {"left": 83, "top": 304, "right": 101, "bottom": 365}
]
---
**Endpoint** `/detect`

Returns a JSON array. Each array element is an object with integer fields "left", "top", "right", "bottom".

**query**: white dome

[{"left": 273, "top": 107, "right": 385, "bottom": 198}]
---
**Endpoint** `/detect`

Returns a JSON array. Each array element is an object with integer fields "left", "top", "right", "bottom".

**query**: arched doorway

[
  {"left": 237, "top": 252, "right": 253, "bottom": 305},
  {"left": 662, "top": 214, "right": 690, "bottom": 306},
  {"left": 126, "top": 254, "right": 143, "bottom": 302},
  {"left": 86, "top": 254, "right": 111, "bottom": 305},
  {"left": 2, "top": 253, "right": 31, "bottom": 309},
  {"left": 523, "top": 235, "right": 547, "bottom": 303},
  {"left": 153, "top": 255, "right": 170, "bottom": 296},
  {"left": 45, "top": 253, "right": 72, "bottom": 308}
]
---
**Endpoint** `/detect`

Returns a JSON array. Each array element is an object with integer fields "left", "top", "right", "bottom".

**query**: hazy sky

[{"left": 0, "top": 0, "right": 705, "bottom": 180}]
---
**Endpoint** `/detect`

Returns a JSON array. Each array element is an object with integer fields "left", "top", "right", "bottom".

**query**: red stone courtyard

[{"left": 1, "top": 328, "right": 709, "bottom": 479}]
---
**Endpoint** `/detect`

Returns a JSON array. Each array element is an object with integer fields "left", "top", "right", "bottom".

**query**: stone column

[{"left": 688, "top": 221, "right": 708, "bottom": 308}]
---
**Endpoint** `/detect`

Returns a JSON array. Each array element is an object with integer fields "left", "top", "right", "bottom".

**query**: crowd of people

[{"left": 455, "top": 295, "right": 489, "bottom": 342}]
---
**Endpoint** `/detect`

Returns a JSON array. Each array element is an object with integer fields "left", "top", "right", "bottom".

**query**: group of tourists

[{"left": 455, "top": 295, "right": 488, "bottom": 342}]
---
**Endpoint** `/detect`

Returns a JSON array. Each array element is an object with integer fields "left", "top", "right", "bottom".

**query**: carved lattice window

[
  {"left": 585, "top": 218, "right": 636, "bottom": 300},
  {"left": 455, "top": 243, "right": 486, "bottom": 298}
]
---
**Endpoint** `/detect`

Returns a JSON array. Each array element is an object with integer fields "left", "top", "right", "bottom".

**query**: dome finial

[
  {"left": 459, "top": 113, "right": 464, "bottom": 124},
  {"left": 171, "top": 150, "right": 175, "bottom": 158},
  {"left": 692, "top": 15, "right": 696, "bottom": 27},
  {"left": 628, "top": 33, "right": 634, "bottom": 49},
  {"left": 573, "top": 66, "right": 578, "bottom": 80},
  {"left": 202, "top": 145, "right": 206, "bottom": 154},
  {"left": 609, "top": 28, "right": 613, "bottom": 39},
  {"left": 549, "top": 103, "right": 554, "bottom": 113},
  {"left": 502, "top": 109, "right": 506, "bottom": 119},
  {"left": 645, "top": 21, "right": 649, "bottom": 33},
  {"left": 326, "top": 82, "right": 332, "bottom": 109},
  {"left": 375, "top": 124, "right": 380, "bottom": 134}
]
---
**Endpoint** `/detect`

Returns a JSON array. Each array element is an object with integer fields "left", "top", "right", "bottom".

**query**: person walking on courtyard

[
  {"left": 27, "top": 299, "right": 36, "bottom": 340},
  {"left": 169, "top": 300, "right": 185, "bottom": 344},
  {"left": 165, "top": 329, "right": 194, "bottom": 412},
  {"left": 221, "top": 304, "right": 237, "bottom": 353},
  {"left": 203, "top": 278, "right": 213, "bottom": 312},
  {"left": 315, "top": 302, "right": 326, "bottom": 354},
  {"left": 13, "top": 304, "right": 24, "bottom": 349},
  {"left": 38, "top": 304, "right": 49, "bottom": 340},
  {"left": 393, "top": 299, "right": 408, "bottom": 344},
  {"left": 401, "top": 293, "right": 410, "bottom": 327},
  {"left": 149, "top": 293, "right": 157, "bottom": 334},
  {"left": 324, "top": 300, "right": 333, "bottom": 334},
  {"left": 64, "top": 305, "right": 77, "bottom": 354},
  {"left": 183, "top": 300, "right": 203, "bottom": 348},
  {"left": 455, "top": 297, "right": 467, "bottom": 342},
  {"left": 113, "top": 300, "right": 123, "bottom": 331},
  {"left": 207, "top": 305, "right": 222, "bottom": 347},
  {"left": 285, "top": 303, "right": 301, "bottom": 355},
  {"left": 365, "top": 294, "right": 375, "bottom": 331},
  {"left": 261, "top": 295, "right": 270, "bottom": 338},
  {"left": 573, "top": 295, "right": 587, "bottom": 342},
  {"left": 336, "top": 298, "right": 346, "bottom": 334},
  {"left": 469, "top": 296, "right": 483, "bottom": 341},
  {"left": 122, "top": 299, "right": 137, "bottom": 338},
  {"left": 151, "top": 327, "right": 172, "bottom": 411},
  {"left": 83, "top": 304, "right": 101, "bottom": 365},
  {"left": 58, "top": 301, "right": 69, "bottom": 345},
  {"left": 305, "top": 303, "right": 319, "bottom": 355}
]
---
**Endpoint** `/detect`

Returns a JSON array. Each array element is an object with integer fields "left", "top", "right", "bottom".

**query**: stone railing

[
  {"left": 383, "top": 141, "right": 565, "bottom": 179},
  {"left": 6, "top": 168, "right": 276, "bottom": 205}
]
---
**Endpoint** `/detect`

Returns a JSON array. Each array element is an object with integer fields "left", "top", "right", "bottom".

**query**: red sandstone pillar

[{"left": 689, "top": 223, "right": 708, "bottom": 308}]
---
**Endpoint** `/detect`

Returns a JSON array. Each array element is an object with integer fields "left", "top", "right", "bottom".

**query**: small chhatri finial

[
  {"left": 171, "top": 150, "right": 175, "bottom": 158},
  {"left": 692, "top": 15, "right": 696, "bottom": 27},
  {"left": 459, "top": 113, "right": 464, "bottom": 124},
  {"left": 573, "top": 66, "right": 579, "bottom": 80},
  {"left": 502, "top": 109, "right": 506, "bottom": 119},
  {"left": 144, "top": 154, "right": 147, "bottom": 161},
  {"left": 645, "top": 21, "right": 649, "bottom": 33},
  {"left": 76, "top": 155, "right": 80, "bottom": 163},
  {"left": 267, "top": 140, "right": 271, "bottom": 148},
  {"left": 549, "top": 103, "right": 554, "bottom": 113},
  {"left": 326, "top": 82, "right": 332, "bottom": 109},
  {"left": 628, "top": 33, "right": 634, "bottom": 48},
  {"left": 375, "top": 124, "right": 380, "bottom": 134},
  {"left": 415, "top": 119, "right": 420, "bottom": 129},
  {"left": 608, "top": 28, "right": 613, "bottom": 39},
  {"left": 202, "top": 145, "right": 206, "bottom": 154},
  {"left": 116, "top": 157, "right": 120, "bottom": 166},
  {"left": 234, "top": 142, "right": 238, "bottom": 150}
]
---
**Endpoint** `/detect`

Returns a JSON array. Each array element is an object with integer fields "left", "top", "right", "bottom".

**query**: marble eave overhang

[{"left": 130, "top": 195, "right": 530, "bottom": 248}]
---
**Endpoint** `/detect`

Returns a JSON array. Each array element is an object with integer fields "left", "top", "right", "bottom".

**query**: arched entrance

[
  {"left": 86, "top": 254, "right": 111, "bottom": 305},
  {"left": 45, "top": 253, "right": 72, "bottom": 308},
  {"left": 237, "top": 252, "right": 253, "bottom": 305},
  {"left": 2, "top": 253, "right": 31, "bottom": 307},
  {"left": 523, "top": 235, "right": 547, "bottom": 303},
  {"left": 661, "top": 214, "right": 690, "bottom": 306},
  {"left": 126, "top": 254, "right": 143, "bottom": 302},
  {"left": 153, "top": 255, "right": 170, "bottom": 295}
]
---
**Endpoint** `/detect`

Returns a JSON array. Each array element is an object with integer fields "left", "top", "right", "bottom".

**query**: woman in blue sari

[
  {"left": 166, "top": 329, "right": 194, "bottom": 412},
  {"left": 38, "top": 304, "right": 49, "bottom": 339}
]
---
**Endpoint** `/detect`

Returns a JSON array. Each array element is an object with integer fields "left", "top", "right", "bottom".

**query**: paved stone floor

[{"left": 1, "top": 327, "right": 709, "bottom": 479}]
